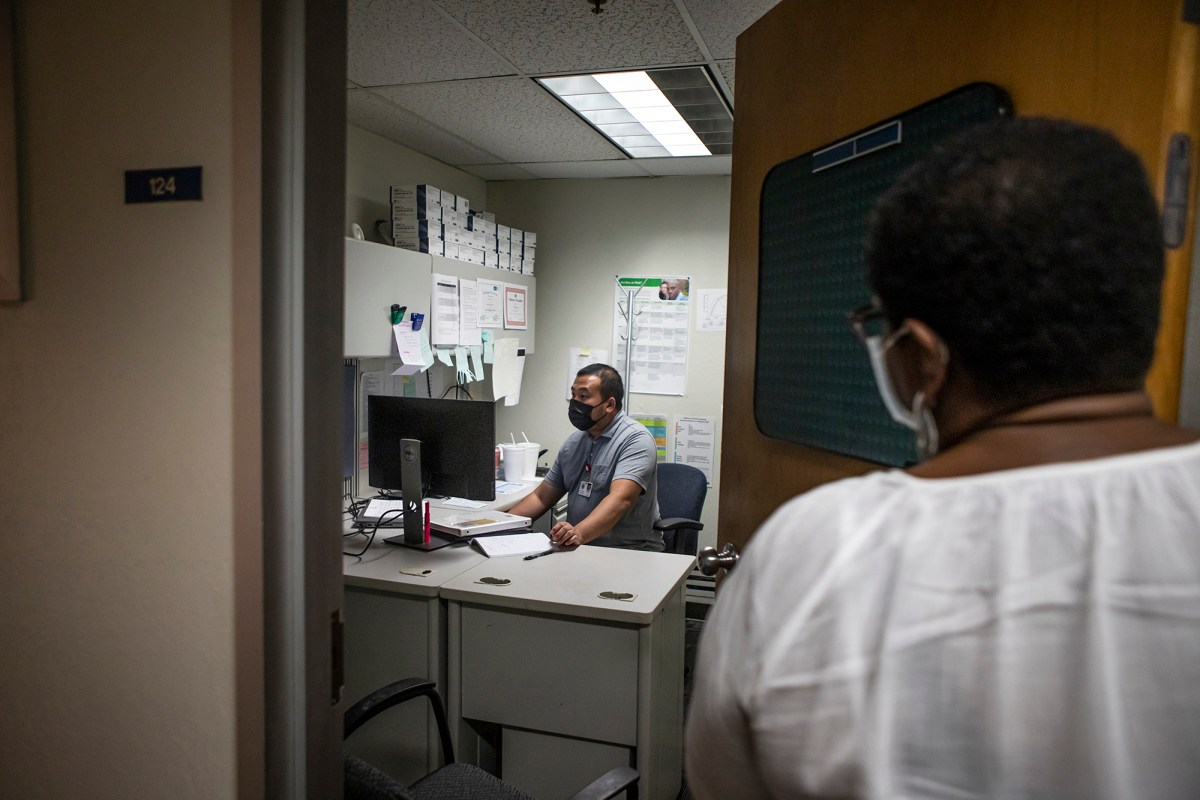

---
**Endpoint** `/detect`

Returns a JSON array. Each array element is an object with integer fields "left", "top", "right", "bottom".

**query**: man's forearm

[
  {"left": 508, "top": 493, "right": 549, "bottom": 521},
  {"left": 508, "top": 481, "right": 562, "bottom": 522}
]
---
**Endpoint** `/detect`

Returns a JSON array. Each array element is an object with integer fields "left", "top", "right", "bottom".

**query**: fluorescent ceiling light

[{"left": 538, "top": 68, "right": 732, "bottom": 159}]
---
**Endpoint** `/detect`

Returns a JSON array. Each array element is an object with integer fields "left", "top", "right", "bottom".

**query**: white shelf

[{"left": 344, "top": 237, "right": 536, "bottom": 357}]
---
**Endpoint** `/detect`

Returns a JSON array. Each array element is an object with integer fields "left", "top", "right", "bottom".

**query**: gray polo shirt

[{"left": 544, "top": 412, "right": 663, "bottom": 551}]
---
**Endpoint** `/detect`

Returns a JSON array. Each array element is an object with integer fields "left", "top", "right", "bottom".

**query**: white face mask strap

[
  {"left": 913, "top": 390, "right": 940, "bottom": 459},
  {"left": 865, "top": 323, "right": 946, "bottom": 460},
  {"left": 865, "top": 330, "right": 919, "bottom": 430}
]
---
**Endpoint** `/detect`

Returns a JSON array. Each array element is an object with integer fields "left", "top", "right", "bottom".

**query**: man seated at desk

[{"left": 508, "top": 363, "right": 664, "bottom": 552}]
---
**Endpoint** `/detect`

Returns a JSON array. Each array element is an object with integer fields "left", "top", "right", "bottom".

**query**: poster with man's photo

[{"left": 612, "top": 275, "right": 691, "bottom": 396}]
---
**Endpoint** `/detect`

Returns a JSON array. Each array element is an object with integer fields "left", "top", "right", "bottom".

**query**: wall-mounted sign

[{"left": 124, "top": 166, "right": 202, "bottom": 204}]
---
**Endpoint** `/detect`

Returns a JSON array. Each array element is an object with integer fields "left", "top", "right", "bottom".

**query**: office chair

[
  {"left": 653, "top": 463, "right": 707, "bottom": 556},
  {"left": 344, "top": 677, "right": 640, "bottom": 800}
]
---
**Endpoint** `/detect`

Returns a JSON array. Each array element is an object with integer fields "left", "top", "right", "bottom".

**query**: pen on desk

[
  {"left": 523, "top": 548, "right": 557, "bottom": 561},
  {"left": 423, "top": 500, "right": 430, "bottom": 544}
]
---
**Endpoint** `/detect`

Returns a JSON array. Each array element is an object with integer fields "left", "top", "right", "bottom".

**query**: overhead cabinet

[{"left": 343, "top": 237, "right": 536, "bottom": 357}]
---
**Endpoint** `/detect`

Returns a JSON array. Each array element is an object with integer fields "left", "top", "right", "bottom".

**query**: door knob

[{"left": 698, "top": 542, "right": 740, "bottom": 576}]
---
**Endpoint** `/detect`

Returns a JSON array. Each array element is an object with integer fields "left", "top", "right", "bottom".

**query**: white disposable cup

[
  {"left": 500, "top": 444, "right": 525, "bottom": 482},
  {"left": 521, "top": 443, "right": 539, "bottom": 480}
]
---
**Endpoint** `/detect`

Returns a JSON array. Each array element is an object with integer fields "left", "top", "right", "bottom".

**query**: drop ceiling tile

[
  {"left": 680, "top": 0, "right": 781, "bottom": 60},
  {"left": 374, "top": 77, "right": 621, "bottom": 163},
  {"left": 348, "top": 0, "right": 514, "bottom": 86},
  {"left": 347, "top": 88, "right": 502, "bottom": 166},
  {"left": 433, "top": 0, "right": 703, "bottom": 74},
  {"left": 518, "top": 159, "right": 652, "bottom": 179},
  {"left": 636, "top": 154, "right": 732, "bottom": 176},
  {"left": 460, "top": 163, "right": 543, "bottom": 180},
  {"left": 716, "top": 60, "right": 735, "bottom": 100}
]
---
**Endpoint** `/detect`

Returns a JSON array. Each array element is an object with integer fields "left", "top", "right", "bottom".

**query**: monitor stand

[
  {"left": 388, "top": 437, "right": 456, "bottom": 552},
  {"left": 383, "top": 531, "right": 457, "bottom": 551}
]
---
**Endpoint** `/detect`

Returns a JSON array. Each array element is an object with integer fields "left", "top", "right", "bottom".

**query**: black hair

[
  {"left": 576, "top": 363, "right": 625, "bottom": 413},
  {"left": 865, "top": 116, "right": 1164, "bottom": 405}
]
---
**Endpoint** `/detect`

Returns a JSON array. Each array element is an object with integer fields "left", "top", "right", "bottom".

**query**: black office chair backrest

[
  {"left": 344, "top": 678, "right": 639, "bottom": 800},
  {"left": 655, "top": 463, "right": 707, "bottom": 555}
]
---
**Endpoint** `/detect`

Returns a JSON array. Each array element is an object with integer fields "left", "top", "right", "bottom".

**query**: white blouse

[{"left": 686, "top": 442, "right": 1200, "bottom": 800}]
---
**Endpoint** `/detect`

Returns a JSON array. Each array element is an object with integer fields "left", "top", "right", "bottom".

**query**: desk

[
  {"left": 342, "top": 528, "right": 485, "bottom": 784},
  {"left": 441, "top": 547, "right": 694, "bottom": 800},
  {"left": 342, "top": 479, "right": 541, "bottom": 783}
]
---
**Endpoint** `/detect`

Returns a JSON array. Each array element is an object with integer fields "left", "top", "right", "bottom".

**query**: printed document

[{"left": 472, "top": 532, "right": 552, "bottom": 558}]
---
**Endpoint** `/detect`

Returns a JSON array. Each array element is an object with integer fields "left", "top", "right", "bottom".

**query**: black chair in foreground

[
  {"left": 344, "top": 678, "right": 640, "bottom": 800},
  {"left": 653, "top": 463, "right": 707, "bottom": 556}
]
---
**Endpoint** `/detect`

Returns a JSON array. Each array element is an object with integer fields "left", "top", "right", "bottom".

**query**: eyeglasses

[{"left": 846, "top": 303, "right": 892, "bottom": 343}]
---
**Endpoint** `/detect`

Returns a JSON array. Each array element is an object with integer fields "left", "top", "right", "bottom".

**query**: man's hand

[
  {"left": 549, "top": 520, "right": 582, "bottom": 548},
  {"left": 548, "top": 478, "right": 642, "bottom": 547}
]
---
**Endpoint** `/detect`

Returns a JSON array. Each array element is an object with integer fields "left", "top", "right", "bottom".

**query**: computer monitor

[{"left": 367, "top": 395, "right": 496, "bottom": 502}]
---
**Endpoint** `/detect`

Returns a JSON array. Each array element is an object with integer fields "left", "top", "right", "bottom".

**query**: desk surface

[
  {"left": 343, "top": 478, "right": 542, "bottom": 595},
  {"left": 440, "top": 546, "right": 694, "bottom": 624},
  {"left": 343, "top": 522, "right": 485, "bottom": 596}
]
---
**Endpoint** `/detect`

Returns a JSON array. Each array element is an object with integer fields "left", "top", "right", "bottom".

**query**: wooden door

[{"left": 718, "top": 0, "right": 1200, "bottom": 554}]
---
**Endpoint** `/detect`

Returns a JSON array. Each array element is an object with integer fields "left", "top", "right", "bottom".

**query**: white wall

[
  {"left": 0, "top": 2, "right": 258, "bottom": 797},
  {"left": 346, "top": 125, "right": 488, "bottom": 244},
  {"left": 488, "top": 177, "right": 730, "bottom": 548}
]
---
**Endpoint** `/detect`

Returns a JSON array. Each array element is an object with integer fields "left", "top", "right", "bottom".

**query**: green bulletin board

[{"left": 755, "top": 83, "right": 1013, "bottom": 465}]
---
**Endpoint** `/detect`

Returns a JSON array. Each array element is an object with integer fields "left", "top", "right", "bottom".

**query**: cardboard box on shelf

[
  {"left": 469, "top": 216, "right": 496, "bottom": 237},
  {"left": 394, "top": 238, "right": 444, "bottom": 257},
  {"left": 392, "top": 204, "right": 443, "bottom": 224},
  {"left": 391, "top": 219, "right": 439, "bottom": 241},
  {"left": 460, "top": 246, "right": 484, "bottom": 265},
  {"left": 390, "top": 184, "right": 443, "bottom": 215},
  {"left": 442, "top": 209, "right": 469, "bottom": 231},
  {"left": 443, "top": 225, "right": 469, "bottom": 246}
]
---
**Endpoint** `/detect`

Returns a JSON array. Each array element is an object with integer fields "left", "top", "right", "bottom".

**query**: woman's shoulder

[
  {"left": 743, "top": 470, "right": 908, "bottom": 560},
  {"left": 772, "top": 469, "right": 907, "bottom": 514}
]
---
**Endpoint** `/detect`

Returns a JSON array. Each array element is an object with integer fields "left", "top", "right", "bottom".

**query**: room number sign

[{"left": 124, "top": 166, "right": 202, "bottom": 203}]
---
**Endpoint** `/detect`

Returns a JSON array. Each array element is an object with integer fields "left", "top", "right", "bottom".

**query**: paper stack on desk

[{"left": 471, "top": 532, "right": 551, "bottom": 558}]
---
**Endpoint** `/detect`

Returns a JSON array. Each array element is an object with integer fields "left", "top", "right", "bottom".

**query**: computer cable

[
  {"left": 343, "top": 527, "right": 374, "bottom": 559},
  {"left": 343, "top": 507, "right": 404, "bottom": 557},
  {"left": 345, "top": 495, "right": 371, "bottom": 521}
]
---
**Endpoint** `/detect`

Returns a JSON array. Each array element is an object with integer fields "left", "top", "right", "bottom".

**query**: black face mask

[{"left": 568, "top": 398, "right": 605, "bottom": 431}]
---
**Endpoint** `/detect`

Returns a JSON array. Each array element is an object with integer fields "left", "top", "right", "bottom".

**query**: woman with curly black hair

[{"left": 687, "top": 117, "right": 1200, "bottom": 800}]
